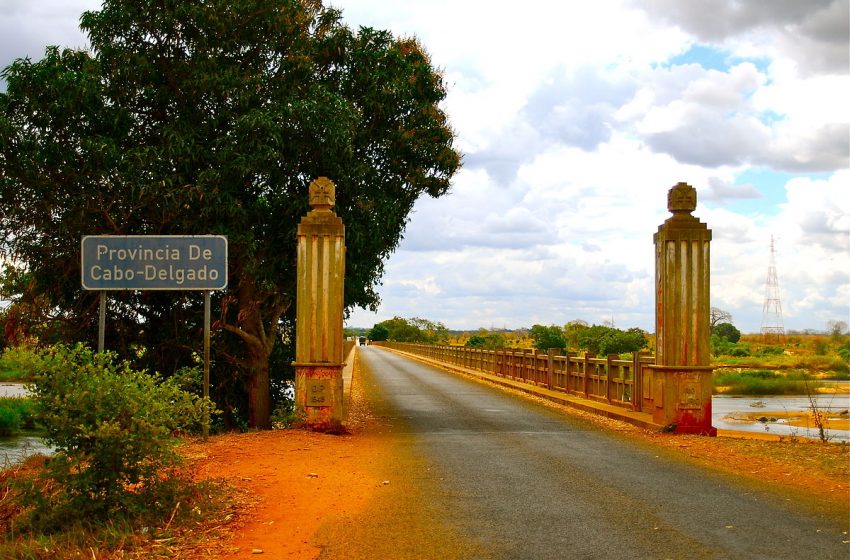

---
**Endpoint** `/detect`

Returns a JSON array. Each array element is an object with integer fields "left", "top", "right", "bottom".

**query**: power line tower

[{"left": 761, "top": 235, "right": 785, "bottom": 342}]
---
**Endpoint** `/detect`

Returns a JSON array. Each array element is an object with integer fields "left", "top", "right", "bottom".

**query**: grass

[{"left": 713, "top": 370, "right": 824, "bottom": 395}]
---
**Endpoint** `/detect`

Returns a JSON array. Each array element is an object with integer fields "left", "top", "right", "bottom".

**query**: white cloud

[{"left": 1, "top": 1, "right": 845, "bottom": 334}]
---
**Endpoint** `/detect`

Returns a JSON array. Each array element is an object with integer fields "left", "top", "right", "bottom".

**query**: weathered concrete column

[
  {"left": 647, "top": 182, "right": 716, "bottom": 435},
  {"left": 293, "top": 177, "right": 346, "bottom": 432}
]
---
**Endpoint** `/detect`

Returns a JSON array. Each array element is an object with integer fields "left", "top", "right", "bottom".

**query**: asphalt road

[{"left": 357, "top": 346, "right": 849, "bottom": 560}]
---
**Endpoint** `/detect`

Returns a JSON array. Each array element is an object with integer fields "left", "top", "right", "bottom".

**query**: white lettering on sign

[
  {"left": 82, "top": 236, "right": 228, "bottom": 291},
  {"left": 96, "top": 244, "right": 183, "bottom": 262}
]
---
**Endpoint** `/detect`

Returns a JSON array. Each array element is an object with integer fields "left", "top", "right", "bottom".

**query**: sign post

[{"left": 81, "top": 235, "right": 227, "bottom": 438}]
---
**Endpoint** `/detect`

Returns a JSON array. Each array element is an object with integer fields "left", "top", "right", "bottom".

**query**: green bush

[
  {"left": 21, "top": 344, "right": 216, "bottom": 529},
  {"left": 836, "top": 341, "right": 850, "bottom": 362},
  {"left": 756, "top": 345, "right": 785, "bottom": 356},
  {"left": 0, "top": 344, "right": 44, "bottom": 381},
  {"left": 0, "top": 396, "right": 36, "bottom": 435},
  {"left": 711, "top": 337, "right": 750, "bottom": 357}
]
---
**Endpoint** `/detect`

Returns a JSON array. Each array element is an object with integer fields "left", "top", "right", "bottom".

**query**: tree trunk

[
  {"left": 246, "top": 352, "right": 272, "bottom": 429},
  {"left": 220, "top": 277, "right": 288, "bottom": 430}
]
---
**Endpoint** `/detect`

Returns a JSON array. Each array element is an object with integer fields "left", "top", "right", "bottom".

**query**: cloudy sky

[{"left": 2, "top": 1, "right": 848, "bottom": 334}]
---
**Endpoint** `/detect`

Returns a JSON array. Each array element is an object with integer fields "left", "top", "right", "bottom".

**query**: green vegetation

[
  {"left": 0, "top": 345, "right": 44, "bottom": 381},
  {"left": 576, "top": 325, "right": 648, "bottom": 356},
  {"left": 529, "top": 324, "right": 566, "bottom": 350},
  {"left": 0, "top": 343, "right": 224, "bottom": 557},
  {"left": 367, "top": 323, "right": 390, "bottom": 342},
  {"left": 465, "top": 330, "right": 507, "bottom": 349},
  {"left": 18, "top": 344, "right": 215, "bottom": 529},
  {"left": 713, "top": 322, "right": 741, "bottom": 343},
  {"left": 369, "top": 317, "right": 450, "bottom": 344},
  {"left": 0, "top": 0, "right": 460, "bottom": 429},
  {"left": 712, "top": 333, "right": 850, "bottom": 379},
  {"left": 0, "top": 397, "right": 36, "bottom": 437},
  {"left": 713, "top": 369, "right": 824, "bottom": 395}
]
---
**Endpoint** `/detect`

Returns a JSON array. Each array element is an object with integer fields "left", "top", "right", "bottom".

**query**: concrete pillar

[
  {"left": 647, "top": 182, "right": 716, "bottom": 435},
  {"left": 293, "top": 177, "right": 346, "bottom": 432}
]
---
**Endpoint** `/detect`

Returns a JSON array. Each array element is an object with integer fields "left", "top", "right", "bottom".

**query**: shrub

[
  {"left": 0, "top": 397, "right": 36, "bottom": 436},
  {"left": 756, "top": 345, "right": 785, "bottom": 356},
  {"left": 837, "top": 342, "right": 850, "bottom": 362},
  {"left": 0, "top": 344, "right": 44, "bottom": 381},
  {"left": 21, "top": 344, "right": 216, "bottom": 529}
]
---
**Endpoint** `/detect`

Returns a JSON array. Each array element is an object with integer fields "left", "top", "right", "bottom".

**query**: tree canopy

[
  {"left": 529, "top": 324, "right": 566, "bottom": 351},
  {"left": 576, "top": 325, "right": 648, "bottom": 356},
  {"left": 0, "top": 0, "right": 460, "bottom": 427},
  {"left": 465, "top": 329, "right": 507, "bottom": 349},
  {"left": 371, "top": 316, "right": 449, "bottom": 344},
  {"left": 713, "top": 322, "right": 741, "bottom": 343}
]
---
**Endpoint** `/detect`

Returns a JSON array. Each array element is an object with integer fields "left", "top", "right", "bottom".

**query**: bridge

[
  {"left": 287, "top": 178, "right": 848, "bottom": 557},
  {"left": 295, "top": 179, "right": 715, "bottom": 435},
  {"left": 325, "top": 344, "right": 848, "bottom": 558}
]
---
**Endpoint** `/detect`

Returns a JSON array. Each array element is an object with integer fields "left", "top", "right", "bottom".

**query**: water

[
  {"left": 0, "top": 382, "right": 28, "bottom": 397},
  {"left": 0, "top": 436, "right": 52, "bottom": 467},
  {"left": 0, "top": 382, "right": 52, "bottom": 466},
  {"left": 713, "top": 394, "right": 850, "bottom": 442}
]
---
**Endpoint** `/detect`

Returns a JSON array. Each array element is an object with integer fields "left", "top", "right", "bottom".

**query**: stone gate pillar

[
  {"left": 647, "top": 182, "right": 716, "bottom": 435},
  {"left": 293, "top": 177, "right": 346, "bottom": 432}
]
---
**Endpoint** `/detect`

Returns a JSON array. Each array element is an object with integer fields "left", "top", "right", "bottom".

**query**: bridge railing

[{"left": 373, "top": 342, "right": 655, "bottom": 412}]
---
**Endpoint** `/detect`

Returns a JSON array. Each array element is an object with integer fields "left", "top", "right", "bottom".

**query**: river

[
  {"left": 0, "top": 383, "right": 53, "bottom": 466},
  {"left": 713, "top": 393, "right": 850, "bottom": 442}
]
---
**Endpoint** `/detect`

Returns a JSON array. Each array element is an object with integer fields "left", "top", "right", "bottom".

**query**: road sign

[{"left": 81, "top": 235, "right": 227, "bottom": 290}]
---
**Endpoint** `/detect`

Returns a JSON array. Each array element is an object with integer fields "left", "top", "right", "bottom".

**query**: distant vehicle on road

[{"left": 358, "top": 336, "right": 367, "bottom": 346}]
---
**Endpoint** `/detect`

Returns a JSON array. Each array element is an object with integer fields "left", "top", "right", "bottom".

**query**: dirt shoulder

[{"left": 179, "top": 352, "right": 850, "bottom": 558}]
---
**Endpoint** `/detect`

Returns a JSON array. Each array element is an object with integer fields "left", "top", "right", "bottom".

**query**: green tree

[
  {"left": 408, "top": 317, "right": 450, "bottom": 344},
  {"left": 465, "top": 329, "right": 506, "bottom": 349},
  {"left": 713, "top": 322, "right": 741, "bottom": 343},
  {"left": 577, "top": 325, "right": 648, "bottom": 355},
  {"left": 564, "top": 319, "right": 588, "bottom": 350},
  {"left": 529, "top": 324, "right": 566, "bottom": 351},
  {"left": 0, "top": 0, "right": 460, "bottom": 428},
  {"left": 367, "top": 323, "right": 389, "bottom": 342}
]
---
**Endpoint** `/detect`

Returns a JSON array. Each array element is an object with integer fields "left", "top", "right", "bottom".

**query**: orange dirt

[
  {"left": 182, "top": 430, "right": 385, "bottom": 558},
  {"left": 178, "top": 354, "right": 850, "bottom": 559},
  {"left": 179, "top": 358, "right": 396, "bottom": 559}
]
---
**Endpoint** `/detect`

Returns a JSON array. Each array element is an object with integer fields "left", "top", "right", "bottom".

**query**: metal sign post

[
  {"left": 81, "top": 235, "right": 227, "bottom": 439},
  {"left": 98, "top": 291, "right": 107, "bottom": 354},
  {"left": 203, "top": 290, "right": 211, "bottom": 438}
]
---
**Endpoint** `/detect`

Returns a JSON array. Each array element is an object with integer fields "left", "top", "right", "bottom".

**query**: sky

[{"left": 1, "top": 0, "right": 848, "bottom": 334}]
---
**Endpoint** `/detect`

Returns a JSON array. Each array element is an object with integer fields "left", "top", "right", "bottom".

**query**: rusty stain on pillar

[
  {"left": 293, "top": 177, "right": 346, "bottom": 432},
  {"left": 649, "top": 182, "right": 717, "bottom": 435}
]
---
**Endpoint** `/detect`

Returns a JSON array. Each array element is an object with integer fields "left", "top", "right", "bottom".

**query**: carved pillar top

[
  {"left": 658, "top": 182, "right": 710, "bottom": 236},
  {"left": 667, "top": 182, "right": 697, "bottom": 215},
  {"left": 309, "top": 177, "right": 335, "bottom": 211}
]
